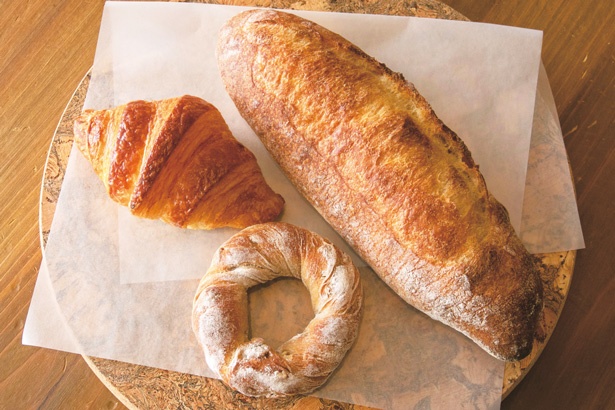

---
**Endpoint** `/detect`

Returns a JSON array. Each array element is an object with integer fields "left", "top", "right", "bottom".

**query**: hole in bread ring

[{"left": 192, "top": 222, "right": 363, "bottom": 397}]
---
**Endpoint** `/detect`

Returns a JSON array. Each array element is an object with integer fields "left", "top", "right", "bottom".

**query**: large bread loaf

[{"left": 217, "top": 9, "right": 543, "bottom": 361}]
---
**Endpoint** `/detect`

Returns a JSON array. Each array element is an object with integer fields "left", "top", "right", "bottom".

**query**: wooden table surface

[{"left": 1, "top": 0, "right": 613, "bottom": 409}]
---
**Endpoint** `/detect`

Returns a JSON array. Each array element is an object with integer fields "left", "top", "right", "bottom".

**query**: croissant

[
  {"left": 73, "top": 95, "right": 284, "bottom": 229},
  {"left": 217, "top": 10, "right": 543, "bottom": 360}
]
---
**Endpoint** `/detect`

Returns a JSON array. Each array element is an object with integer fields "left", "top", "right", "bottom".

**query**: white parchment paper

[
  {"left": 24, "top": 2, "right": 585, "bottom": 409},
  {"left": 82, "top": 2, "right": 564, "bottom": 285}
]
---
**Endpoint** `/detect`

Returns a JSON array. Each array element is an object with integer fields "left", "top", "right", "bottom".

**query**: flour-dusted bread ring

[{"left": 192, "top": 222, "right": 363, "bottom": 397}]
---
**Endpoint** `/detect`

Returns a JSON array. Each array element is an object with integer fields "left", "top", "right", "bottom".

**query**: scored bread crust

[{"left": 217, "top": 9, "right": 543, "bottom": 361}]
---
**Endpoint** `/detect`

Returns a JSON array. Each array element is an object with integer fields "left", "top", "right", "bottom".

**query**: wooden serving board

[{"left": 39, "top": 1, "right": 575, "bottom": 408}]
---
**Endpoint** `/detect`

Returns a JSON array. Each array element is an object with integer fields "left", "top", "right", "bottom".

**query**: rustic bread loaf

[{"left": 217, "top": 9, "right": 543, "bottom": 360}]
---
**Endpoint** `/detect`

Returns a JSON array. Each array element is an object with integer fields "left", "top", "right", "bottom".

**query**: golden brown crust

[
  {"left": 192, "top": 222, "right": 363, "bottom": 397},
  {"left": 73, "top": 95, "right": 284, "bottom": 229},
  {"left": 217, "top": 9, "right": 543, "bottom": 360}
]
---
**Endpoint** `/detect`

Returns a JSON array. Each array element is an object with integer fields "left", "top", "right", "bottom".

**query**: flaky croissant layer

[{"left": 73, "top": 95, "right": 284, "bottom": 229}]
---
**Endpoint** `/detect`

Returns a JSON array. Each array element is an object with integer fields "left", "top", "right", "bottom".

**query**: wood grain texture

[
  {"left": 0, "top": 0, "right": 123, "bottom": 409},
  {"left": 1, "top": 0, "right": 613, "bottom": 409}
]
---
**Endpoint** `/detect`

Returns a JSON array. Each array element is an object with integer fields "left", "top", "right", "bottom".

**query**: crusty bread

[
  {"left": 74, "top": 95, "right": 284, "bottom": 229},
  {"left": 217, "top": 9, "right": 543, "bottom": 360},
  {"left": 192, "top": 222, "right": 363, "bottom": 397}
]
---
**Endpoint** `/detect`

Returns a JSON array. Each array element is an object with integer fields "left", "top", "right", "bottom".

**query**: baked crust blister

[{"left": 217, "top": 9, "right": 543, "bottom": 361}]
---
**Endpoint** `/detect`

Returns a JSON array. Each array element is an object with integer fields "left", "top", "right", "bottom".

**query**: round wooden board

[{"left": 39, "top": 1, "right": 575, "bottom": 408}]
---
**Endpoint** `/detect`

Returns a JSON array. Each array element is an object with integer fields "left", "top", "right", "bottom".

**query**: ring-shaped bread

[{"left": 192, "top": 222, "right": 363, "bottom": 397}]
